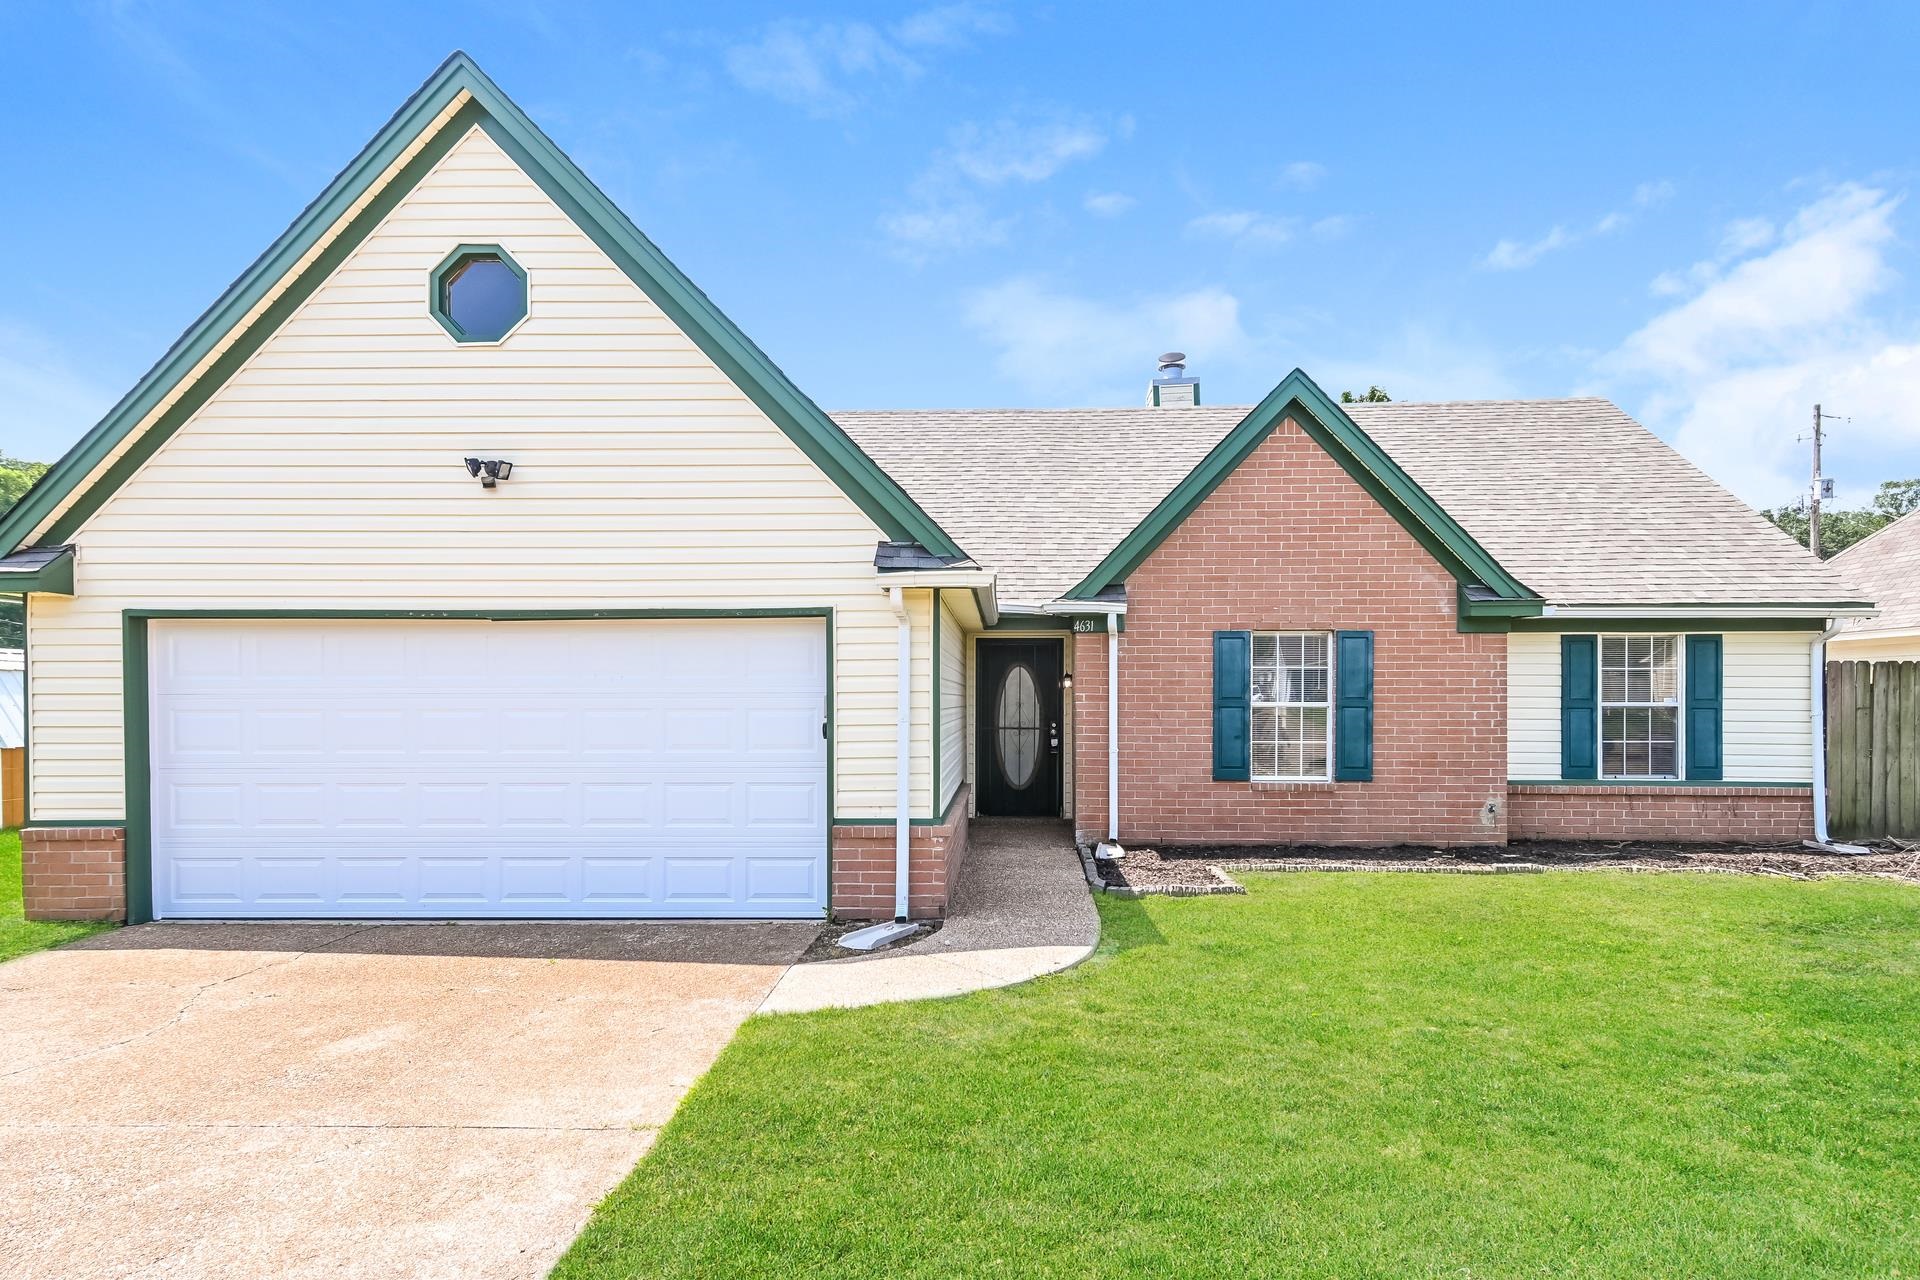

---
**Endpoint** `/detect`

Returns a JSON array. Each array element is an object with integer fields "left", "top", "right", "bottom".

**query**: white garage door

[{"left": 148, "top": 618, "right": 828, "bottom": 919}]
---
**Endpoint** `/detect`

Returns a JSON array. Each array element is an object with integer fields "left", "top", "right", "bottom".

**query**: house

[
  {"left": 0, "top": 55, "right": 1874, "bottom": 926},
  {"left": 1826, "top": 512, "right": 1920, "bottom": 660}
]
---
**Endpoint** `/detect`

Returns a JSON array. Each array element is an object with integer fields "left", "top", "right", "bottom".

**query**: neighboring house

[
  {"left": 1827, "top": 511, "right": 1920, "bottom": 660},
  {"left": 0, "top": 55, "right": 1874, "bottom": 926}
]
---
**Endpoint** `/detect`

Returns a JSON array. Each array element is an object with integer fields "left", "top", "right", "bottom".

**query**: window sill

[{"left": 1250, "top": 778, "right": 1334, "bottom": 790}]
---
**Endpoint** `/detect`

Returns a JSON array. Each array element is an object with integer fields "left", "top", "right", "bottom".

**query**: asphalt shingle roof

[
  {"left": 1828, "top": 510, "right": 1920, "bottom": 635},
  {"left": 833, "top": 398, "right": 1865, "bottom": 612}
]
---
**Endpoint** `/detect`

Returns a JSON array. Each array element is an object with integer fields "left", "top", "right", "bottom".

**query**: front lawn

[
  {"left": 0, "top": 828, "right": 112, "bottom": 962},
  {"left": 558, "top": 872, "right": 1920, "bottom": 1279}
]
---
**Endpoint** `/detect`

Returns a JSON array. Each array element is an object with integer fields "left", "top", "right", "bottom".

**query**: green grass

[
  {"left": 0, "top": 828, "right": 111, "bottom": 962},
  {"left": 557, "top": 872, "right": 1920, "bottom": 1280}
]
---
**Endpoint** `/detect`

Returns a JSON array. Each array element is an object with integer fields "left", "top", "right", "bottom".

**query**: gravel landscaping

[{"left": 1094, "top": 838, "right": 1920, "bottom": 892}]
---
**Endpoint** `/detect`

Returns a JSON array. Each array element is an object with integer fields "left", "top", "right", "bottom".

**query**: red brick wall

[
  {"left": 1073, "top": 414, "right": 1509, "bottom": 848},
  {"left": 1507, "top": 785, "right": 1812, "bottom": 842},
  {"left": 831, "top": 785, "right": 971, "bottom": 920},
  {"left": 22, "top": 826, "right": 128, "bottom": 922}
]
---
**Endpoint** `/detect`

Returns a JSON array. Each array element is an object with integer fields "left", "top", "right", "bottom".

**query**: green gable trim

[
  {"left": 1063, "top": 369, "right": 1537, "bottom": 606},
  {"left": 3, "top": 52, "right": 964, "bottom": 561}
]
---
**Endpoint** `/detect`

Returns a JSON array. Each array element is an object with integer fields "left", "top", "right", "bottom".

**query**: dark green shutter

[
  {"left": 1333, "top": 630, "right": 1373, "bottom": 782},
  {"left": 1560, "top": 635, "right": 1598, "bottom": 779},
  {"left": 1212, "top": 631, "right": 1251, "bottom": 781},
  {"left": 1685, "top": 634, "right": 1723, "bottom": 781}
]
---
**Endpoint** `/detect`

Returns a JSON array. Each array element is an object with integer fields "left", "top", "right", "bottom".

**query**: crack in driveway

[{"left": 0, "top": 922, "right": 385, "bottom": 1082}]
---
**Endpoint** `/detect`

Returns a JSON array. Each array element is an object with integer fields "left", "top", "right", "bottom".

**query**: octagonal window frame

[{"left": 429, "top": 243, "right": 529, "bottom": 345}]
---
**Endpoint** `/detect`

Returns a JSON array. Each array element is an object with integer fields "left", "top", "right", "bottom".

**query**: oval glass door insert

[{"left": 996, "top": 663, "right": 1041, "bottom": 789}]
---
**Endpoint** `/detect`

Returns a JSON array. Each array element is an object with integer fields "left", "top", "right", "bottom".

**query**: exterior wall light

[
  {"left": 1062, "top": 671, "right": 1074, "bottom": 689},
  {"left": 463, "top": 458, "right": 514, "bottom": 488}
]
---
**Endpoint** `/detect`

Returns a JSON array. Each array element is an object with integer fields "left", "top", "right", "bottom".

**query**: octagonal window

[{"left": 430, "top": 245, "right": 527, "bottom": 343}]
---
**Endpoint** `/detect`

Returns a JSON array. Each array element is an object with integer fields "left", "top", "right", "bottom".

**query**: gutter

[
  {"left": 1811, "top": 618, "right": 1844, "bottom": 845},
  {"left": 891, "top": 586, "right": 911, "bottom": 920},
  {"left": 1539, "top": 603, "right": 1877, "bottom": 620}
]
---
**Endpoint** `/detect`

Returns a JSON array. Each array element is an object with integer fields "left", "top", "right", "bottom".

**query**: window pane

[{"left": 441, "top": 255, "right": 526, "bottom": 341}]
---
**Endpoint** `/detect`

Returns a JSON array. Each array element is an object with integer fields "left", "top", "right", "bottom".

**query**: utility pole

[{"left": 1810, "top": 404, "right": 1824, "bottom": 558}]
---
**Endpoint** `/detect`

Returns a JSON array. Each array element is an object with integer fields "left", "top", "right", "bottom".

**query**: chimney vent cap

[{"left": 1157, "top": 351, "right": 1186, "bottom": 369}]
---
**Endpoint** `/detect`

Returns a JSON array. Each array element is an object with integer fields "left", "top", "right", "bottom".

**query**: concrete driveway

[{"left": 0, "top": 920, "right": 816, "bottom": 1280}]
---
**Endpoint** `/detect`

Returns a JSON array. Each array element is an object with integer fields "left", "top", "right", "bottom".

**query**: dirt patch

[
  {"left": 801, "top": 919, "right": 945, "bottom": 963},
  {"left": 1098, "top": 840, "right": 1920, "bottom": 890}
]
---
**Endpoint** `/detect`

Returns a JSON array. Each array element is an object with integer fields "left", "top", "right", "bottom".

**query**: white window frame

[
  {"left": 1597, "top": 633, "right": 1684, "bottom": 781},
  {"left": 1250, "top": 631, "right": 1334, "bottom": 782}
]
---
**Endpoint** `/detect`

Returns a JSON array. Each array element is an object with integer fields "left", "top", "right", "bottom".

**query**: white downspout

[
  {"left": 1811, "top": 618, "right": 1844, "bottom": 844},
  {"left": 893, "top": 586, "right": 912, "bottom": 921},
  {"left": 1106, "top": 612, "right": 1120, "bottom": 846}
]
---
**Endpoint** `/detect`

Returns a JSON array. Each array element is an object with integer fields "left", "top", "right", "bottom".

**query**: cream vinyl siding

[
  {"left": 1506, "top": 631, "right": 1562, "bottom": 779},
  {"left": 28, "top": 123, "right": 935, "bottom": 821},
  {"left": 938, "top": 594, "right": 966, "bottom": 811},
  {"left": 1722, "top": 631, "right": 1815, "bottom": 782},
  {"left": 1505, "top": 630, "right": 1814, "bottom": 783},
  {"left": 1827, "top": 632, "right": 1920, "bottom": 663}
]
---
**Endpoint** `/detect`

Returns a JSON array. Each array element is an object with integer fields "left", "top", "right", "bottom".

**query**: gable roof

[
  {"left": 1, "top": 53, "right": 963, "bottom": 561},
  {"left": 837, "top": 391, "right": 1868, "bottom": 612},
  {"left": 1828, "top": 510, "right": 1919, "bottom": 634}
]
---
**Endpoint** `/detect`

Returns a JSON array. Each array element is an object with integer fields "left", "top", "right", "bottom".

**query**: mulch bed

[{"left": 1094, "top": 839, "right": 1920, "bottom": 891}]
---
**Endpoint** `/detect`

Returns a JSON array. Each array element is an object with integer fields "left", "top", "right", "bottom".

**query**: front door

[{"left": 977, "top": 639, "right": 1063, "bottom": 817}]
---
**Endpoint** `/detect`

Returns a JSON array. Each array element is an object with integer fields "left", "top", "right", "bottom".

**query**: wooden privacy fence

[{"left": 1826, "top": 660, "right": 1920, "bottom": 840}]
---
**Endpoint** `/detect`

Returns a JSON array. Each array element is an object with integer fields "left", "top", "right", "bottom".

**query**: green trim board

[
  {"left": 428, "top": 242, "right": 527, "bottom": 342},
  {"left": 1508, "top": 778, "right": 1811, "bottom": 789},
  {"left": 1, "top": 52, "right": 965, "bottom": 561},
  {"left": 116, "top": 606, "right": 837, "bottom": 926},
  {"left": 1512, "top": 616, "right": 1831, "bottom": 633},
  {"left": 1063, "top": 369, "right": 1541, "bottom": 614}
]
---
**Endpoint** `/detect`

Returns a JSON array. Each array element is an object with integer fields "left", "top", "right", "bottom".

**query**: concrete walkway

[
  {"left": 762, "top": 819, "right": 1098, "bottom": 1014},
  {"left": 0, "top": 920, "right": 814, "bottom": 1280}
]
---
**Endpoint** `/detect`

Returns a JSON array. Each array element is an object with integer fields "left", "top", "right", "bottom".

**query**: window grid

[
  {"left": 1251, "top": 632, "right": 1331, "bottom": 781},
  {"left": 1600, "top": 635, "right": 1680, "bottom": 779}
]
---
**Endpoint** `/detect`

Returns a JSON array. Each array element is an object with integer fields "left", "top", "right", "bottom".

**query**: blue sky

[{"left": 4, "top": 2, "right": 1920, "bottom": 513}]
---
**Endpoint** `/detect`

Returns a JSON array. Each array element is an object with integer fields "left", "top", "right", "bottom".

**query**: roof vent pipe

[{"left": 1148, "top": 352, "right": 1199, "bottom": 408}]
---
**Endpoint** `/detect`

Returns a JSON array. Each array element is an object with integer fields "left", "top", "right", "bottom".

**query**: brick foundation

[
  {"left": 1073, "top": 413, "right": 1510, "bottom": 849},
  {"left": 21, "top": 826, "right": 128, "bottom": 922},
  {"left": 1507, "top": 785, "right": 1813, "bottom": 843},
  {"left": 831, "top": 785, "right": 971, "bottom": 920}
]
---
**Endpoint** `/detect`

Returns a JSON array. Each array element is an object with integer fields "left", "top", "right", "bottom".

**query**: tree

[
  {"left": 0, "top": 457, "right": 48, "bottom": 648},
  {"left": 0, "top": 456, "right": 48, "bottom": 510},
  {"left": 1341, "top": 386, "right": 1391, "bottom": 403},
  {"left": 1762, "top": 478, "right": 1920, "bottom": 559}
]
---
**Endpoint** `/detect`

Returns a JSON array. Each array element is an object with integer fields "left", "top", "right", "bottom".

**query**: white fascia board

[
  {"left": 1041, "top": 599, "right": 1126, "bottom": 616},
  {"left": 874, "top": 570, "right": 998, "bottom": 627}
]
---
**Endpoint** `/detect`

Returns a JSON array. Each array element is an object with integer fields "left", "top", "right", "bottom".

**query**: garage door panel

[{"left": 149, "top": 618, "right": 828, "bottom": 919}]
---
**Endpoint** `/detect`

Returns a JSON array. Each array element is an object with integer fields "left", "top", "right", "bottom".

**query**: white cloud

[
  {"left": 882, "top": 111, "right": 1115, "bottom": 258},
  {"left": 1634, "top": 179, "right": 1676, "bottom": 208},
  {"left": 1482, "top": 180, "right": 1674, "bottom": 270},
  {"left": 1186, "top": 209, "right": 1299, "bottom": 249},
  {"left": 0, "top": 322, "right": 115, "bottom": 462},
  {"left": 891, "top": 3, "right": 1008, "bottom": 48},
  {"left": 1602, "top": 183, "right": 1920, "bottom": 503},
  {"left": 1278, "top": 161, "right": 1326, "bottom": 190},
  {"left": 963, "top": 277, "right": 1251, "bottom": 399},
  {"left": 947, "top": 116, "right": 1108, "bottom": 185},
  {"left": 1084, "top": 191, "right": 1136, "bottom": 217},
  {"left": 723, "top": 6, "right": 1007, "bottom": 115},
  {"left": 878, "top": 200, "right": 1011, "bottom": 255},
  {"left": 1310, "top": 215, "right": 1353, "bottom": 240},
  {"left": 1483, "top": 225, "right": 1573, "bottom": 270}
]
